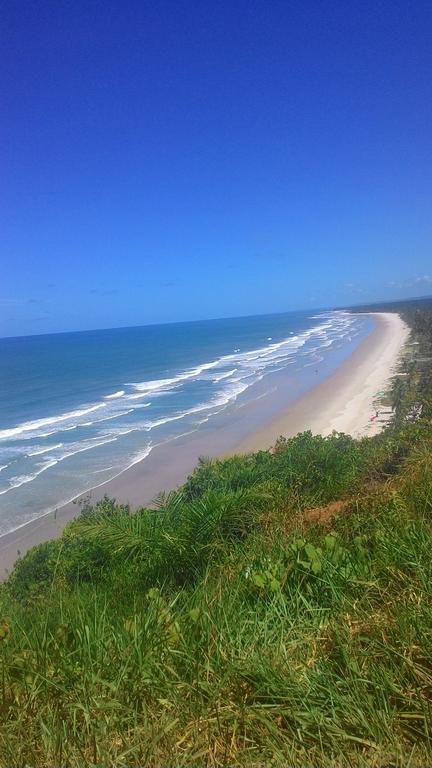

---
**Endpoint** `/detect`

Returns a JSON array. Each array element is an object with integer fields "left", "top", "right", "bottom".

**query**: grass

[{"left": 1, "top": 300, "right": 432, "bottom": 766}]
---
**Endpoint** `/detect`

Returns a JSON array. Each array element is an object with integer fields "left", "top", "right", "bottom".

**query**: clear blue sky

[{"left": 1, "top": 0, "right": 431, "bottom": 337}]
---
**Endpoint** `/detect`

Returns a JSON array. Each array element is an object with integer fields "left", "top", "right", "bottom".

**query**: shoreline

[
  {"left": 0, "top": 312, "right": 409, "bottom": 579},
  {"left": 235, "top": 312, "right": 410, "bottom": 452}
]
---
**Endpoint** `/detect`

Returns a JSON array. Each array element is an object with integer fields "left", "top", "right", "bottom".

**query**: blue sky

[{"left": 1, "top": 0, "right": 431, "bottom": 337}]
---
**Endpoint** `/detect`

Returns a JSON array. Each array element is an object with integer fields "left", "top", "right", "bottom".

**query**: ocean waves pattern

[{"left": 0, "top": 311, "right": 366, "bottom": 532}]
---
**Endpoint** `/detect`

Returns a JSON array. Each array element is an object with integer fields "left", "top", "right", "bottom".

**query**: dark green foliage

[
  {"left": 183, "top": 450, "right": 273, "bottom": 498},
  {"left": 6, "top": 538, "right": 62, "bottom": 600},
  {"left": 70, "top": 485, "right": 269, "bottom": 587},
  {"left": 1, "top": 299, "right": 432, "bottom": 765},
  {"left": 185, "top": 430, "right": 384, "bottom": 509}
]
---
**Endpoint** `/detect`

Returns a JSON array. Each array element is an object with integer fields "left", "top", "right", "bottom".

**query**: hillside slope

[{"left": 1, "top": 302, "right": 432, "bottom": 767}]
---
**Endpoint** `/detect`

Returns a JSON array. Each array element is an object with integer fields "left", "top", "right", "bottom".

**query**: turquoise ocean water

[{"left": 0, "top": 310, "right": 373, "bottom": 535}]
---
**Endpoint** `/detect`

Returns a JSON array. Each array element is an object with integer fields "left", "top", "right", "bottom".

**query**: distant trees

[{"left": 391, "top": 377, "right": 407, "bottom": 422}]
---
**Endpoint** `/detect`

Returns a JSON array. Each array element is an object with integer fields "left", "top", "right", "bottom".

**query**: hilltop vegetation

[{"left": 1, "top": 301, "right": 432, "bottom": 767}]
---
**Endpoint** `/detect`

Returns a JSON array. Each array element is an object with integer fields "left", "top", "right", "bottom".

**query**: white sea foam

[
  {"left": 98, "top": 426, "right": 137, "bottom": 438},
  {"left": 128, "top": 376, "right": 184, "bottom": 394},
  {"left": 83, "top": 409, "right": 135, "bottom": 425},
  {"left": 13, "top": 424, "right": 78, "bottom": 441},
  {"left": 138, "top": 377, "right": 250, "bottom": 433},
  {"left": 2, "top": 406, "right": 136, "bottom": 444},
  {"left": 304, "top": 356, "right": 325, "bottom": 367},
  {"left": 125, "top": 445, "right": 153, "bottom": 469},
  {"left": 0, "top": 312, "right": 367, "bottom": 508},
  {"left": 0, "top": 459, "right": 59, "bottom": 495},
  {"left": 0, "top": 436, "right": 124, "bottom": 497},
  {"left": 212, "top": 368, "right": 237, "bottom": 382},
  {"left": 125, "top": 391, "right": 155, "bottom": 400},
  {"left": 27, "top": 443, "right": 63, "bottom": 457},
  {"left": 128, "top": 358, "right": 223, "bottom": 395},
  {"left": 90, "top": 465, "right": 115, "bottom": 474},
  {"left": 0, "top": 404, "right": 106, "bottom": 441},
  {"left": 54, "top": 437, "right": 118, "bottom": 463},
  {"left": 125, "top": 322, "right": 332, "bottom": 400}
]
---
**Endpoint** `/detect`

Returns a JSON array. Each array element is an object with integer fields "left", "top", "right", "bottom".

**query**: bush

[{"left": 6, "top": 538, "right": 62, "bottom": 599}]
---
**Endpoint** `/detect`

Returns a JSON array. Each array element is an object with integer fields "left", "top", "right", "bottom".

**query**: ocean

[{"left": 0, "top": 310, "right": 374, "bottom": 535}]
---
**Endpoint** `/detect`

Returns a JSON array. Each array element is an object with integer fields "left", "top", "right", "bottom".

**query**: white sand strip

[
  {"left": 315, "top": 313, "right": 410, "bottom": 437},
  {"left": 235, "top": 313, "right": 410, "bottom": 452},
  {"left": 0, "top": 312, "right": 409, "bottom": 579}
]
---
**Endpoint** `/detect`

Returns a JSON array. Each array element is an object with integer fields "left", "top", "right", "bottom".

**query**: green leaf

[
  {"left": 269, "top": 577, "right": 281, "bottom": 592},
  {"left": 124, "top": 618, "right": 135, "bottom": 635},
  {"left": 188, "top": 608, "right": 201, "bottom": 623},
  {"left": 147, "top": 587, "right": 160, "bottom": 600},
  {"left": 324, "top": 534, "right": 338, "bottom": 552},
  {"left": 252, "top": 572, "right": 266, "bottom": 589}
]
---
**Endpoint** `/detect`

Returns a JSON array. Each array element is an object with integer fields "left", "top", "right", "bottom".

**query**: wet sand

[
  {"left": 0, "top": 312, "right": 409, "bottom": 579},
  {"left": 236, "top": 312, "right": 409, "bottom": 452}
]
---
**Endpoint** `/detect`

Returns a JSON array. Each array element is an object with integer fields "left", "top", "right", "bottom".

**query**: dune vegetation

[{"left": 1, "top": 299, "right": 432, "bottom": 767}]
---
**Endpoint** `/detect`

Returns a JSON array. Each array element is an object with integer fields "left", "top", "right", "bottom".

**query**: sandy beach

[
  {"left": 235, "top": 312, "right": 410, "bottom": 452},
  {"left": 0, "top": 312, "right": 409, "bottom": 579}
]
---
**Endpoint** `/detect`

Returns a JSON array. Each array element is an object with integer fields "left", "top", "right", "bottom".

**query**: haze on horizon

[{"left": 1, "top": 0, "right": 431, "bottom": 338}]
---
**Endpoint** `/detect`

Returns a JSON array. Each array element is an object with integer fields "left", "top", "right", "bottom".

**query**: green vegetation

[{"left": 1, "top": 300, "right": 432, "bottom": 766}]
